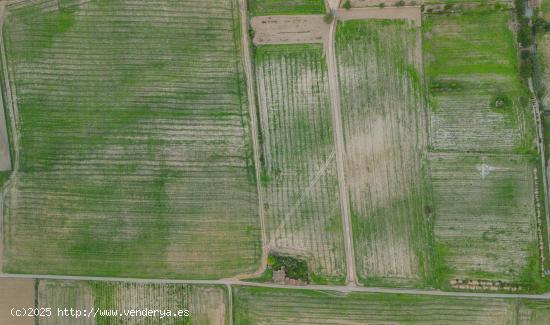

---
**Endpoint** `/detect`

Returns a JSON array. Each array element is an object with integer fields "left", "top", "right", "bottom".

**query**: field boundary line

[
  {"left": 0, "top": 0, "right": 17, "bottom": 276},
  {"left": 0, "top": 3, "right": 19, "bottom": 173},
  {"left": 1, "top": 273, "right": 550, "bottom": 300},
  {"left": 325, "top": 10, "right": 357, "bottom": 286},
  {"left": 226, "top": 284, "right": 233, "bottom": 325},
  {"left": 0, "top": 2, "right": 9, "bottom": 172},
  {"left": 235, "top": 0, "right": 268, "bottom": 280},
  {"left": 528, "top": 78, "right": 550, "bottom": 275}
]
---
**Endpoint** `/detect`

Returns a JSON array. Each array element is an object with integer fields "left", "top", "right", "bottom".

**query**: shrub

[
  {"left": 520, "top": 49, "right": 531, "bottom": 60},
  {"left": 533, "top": 17, "right": 550, "bottom": 34},
  {"left": 379, "top": 2, "right": 385, "bottom": 8},
  {"left": 520, "top": 58, "right": 533, "bottom": 80},
  {"left": 396, "top": 0, "right": 405, "bottom": 6},
  {"left": 343, "top": 0, "right": 352, "bottom": 9},
  {"left": 490, "top": 94, "right": 512, "bottom": 110},
  {"left": 323, "top": 11, "right": 334, "bottom": 24},
  {"left": 517, "top": 24, "right": 532, "bottom": 47}
]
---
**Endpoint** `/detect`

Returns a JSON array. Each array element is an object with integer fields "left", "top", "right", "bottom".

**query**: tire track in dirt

[
  {"left": 226, "top": 284, "right": 234, "bottom": 325},
  {"left": 0, "top": 1, "right": 19, "bottom": 172},
  {"left": 235, "top": 0, "right": 268, "bottom": 280},
  {"left": 325, "top": 16, "right": 358, "bottom": 286}
]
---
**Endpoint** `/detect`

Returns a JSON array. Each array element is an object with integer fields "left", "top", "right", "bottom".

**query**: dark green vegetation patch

[
  {"left": 267, "top": 254, "right": 309, "bottom": 282},
  {"left": 249, "top": 0, "right": 325, "bottom": 16}
]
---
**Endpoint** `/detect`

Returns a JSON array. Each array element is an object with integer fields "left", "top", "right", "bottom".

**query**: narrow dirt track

[
  {"left": 235, "top": 0, "right": 268, "bottom": 279},
  {"left": 0, "top": 2, "right": 12, "bottom": 172},
  {"left": 325, "top": 15, "right": 358, "bottom": 286},
  {"left": 226, "top": 284, "right": 234, "bottom": 325}
]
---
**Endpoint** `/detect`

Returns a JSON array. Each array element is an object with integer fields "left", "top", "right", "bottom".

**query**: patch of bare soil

[
  {"left": 251, "top": 15, "right": 329, "bottom": 45},
  {"left": 0, "top": 278, "right": 34, "bottom": 325},
  {"left": 336, "top": 7, "right": 421, "bottom": 27}
]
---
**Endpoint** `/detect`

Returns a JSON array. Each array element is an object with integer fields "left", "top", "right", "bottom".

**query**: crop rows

[
  {"left": 255, "top": 44, "right": 346, "bottom": 283},
  {"left": 424, "top": 10, "right": 532, "bottom": 153},
  {"left": 335, "top": 20, "right": 432, "bottom": 286},
  {"left": 430, "top": 153, "right": 537, "bottom": 282},
  {"left": 1, "top": 0, "right": 261, "bottom": 278},
  {"left": 424, "top": 9, "right": 539, "bottom": 286},
  {"left": 37, "top": 280, "right": 228, "bottom": 325},
  {"left": 233, "top": 286, "right": 550, "bottom": 324}
]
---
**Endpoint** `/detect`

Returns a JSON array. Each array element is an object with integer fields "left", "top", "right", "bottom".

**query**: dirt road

[
  {"left": 0, "top": 2, "right": 11, "bottom": 171},
  {"left": 2, "top": 273, "right": 550, "bottom": 300},
  {"left": 236, "top": 0, "right": 268, "bottom": 279},
  {"left": 325, "top": 16, "right": 357, "bottom": 286}
]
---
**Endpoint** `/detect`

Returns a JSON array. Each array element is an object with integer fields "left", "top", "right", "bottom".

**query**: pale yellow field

[{"left": 0, "top": 278, "right": 34, "bottom": 325}]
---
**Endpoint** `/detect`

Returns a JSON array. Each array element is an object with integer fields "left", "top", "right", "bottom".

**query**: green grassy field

[
  {"left": 424, "top": 8, "right": 543, "bottom": 290},
  {"left": 38, "top": 280, "right": 228, "bottom": 324},
  {"left": 335, "top": 20, "right": 433, "bottom": 287},
  {"left": 233, "top": 286, "right": 550, "bottom": 324},
  {"left": 430, "top": 153, "right": 538, "bottom": 285},
  {"left": 249, "top": 0, "right": 326, "bottom": 16},
  {"left": 254, "top": 44, "right": 346, "bottom": 284},
  {"left": 1, "top": 0, "right": 261, "bottom": 278},
  {"left": 424, "top": 9, "right": 533, "bottom": 153}
]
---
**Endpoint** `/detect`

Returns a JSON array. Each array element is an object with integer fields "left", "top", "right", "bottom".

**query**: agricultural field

[
  {"left": 424, "top": 8, "right": 542, "bottom": 289},
  {"left": 0, "top": 278, "right": 34, "bottom": 325},
  {"left": 1, "top": 0, "right": 262, "bottom": 278},
  {"left": 37, "top": 280, "right": 228, "bottom": 325},
  {"left": 424, "top": 9, "right": 533, "bottom": 153},
  {"left": 335, "top": 19, "right": 432, "bottom": 286},
  {"left": 430, "top": 153, "right": 538, "bottom": 284},
  {"left": 233, "top": 286, "right": 550, "bottom": 324},
  {"left": 249, "top": 0, "right": 326, "bottom": 16},
  {"left": 254, "top": 44, "right": 346, "bottom": 283}
]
